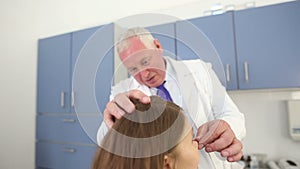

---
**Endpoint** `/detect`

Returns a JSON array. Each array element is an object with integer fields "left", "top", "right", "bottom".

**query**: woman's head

[{"left": 93, "top": 96, "right": 199, "bottom": 169}]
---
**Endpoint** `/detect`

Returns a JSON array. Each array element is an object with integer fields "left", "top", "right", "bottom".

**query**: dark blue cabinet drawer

[
  {"left": 36, "top": 142, "right": 97, "bottom": 169},
  {"left": 37, "top": 114, "right": 102, "bottom": 144}
]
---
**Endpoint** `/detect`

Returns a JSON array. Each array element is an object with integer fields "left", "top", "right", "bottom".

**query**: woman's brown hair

[{"left": 92, "top": 96, "right": 191, "bottom": 169}]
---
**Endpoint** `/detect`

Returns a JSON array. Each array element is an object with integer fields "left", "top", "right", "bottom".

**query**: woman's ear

[{"left": 163, "top": 154, "right": 174, "bottom": 169}]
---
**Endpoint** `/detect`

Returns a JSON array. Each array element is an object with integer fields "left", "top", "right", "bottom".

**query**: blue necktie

[{"left": 156, "top": 81, "right": 173, "bottom": 102}]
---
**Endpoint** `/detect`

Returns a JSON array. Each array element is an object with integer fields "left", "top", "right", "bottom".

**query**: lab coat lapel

[
  {"left": 166, "top": 58, "right": 227, "bottom": 169},
  {"left": 166, "top": 58, "right": 207, "bottom": 127}
]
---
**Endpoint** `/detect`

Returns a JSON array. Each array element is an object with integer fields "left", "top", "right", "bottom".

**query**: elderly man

[{"left": 97, "top": 27, "right": 246, "bottom": 169}]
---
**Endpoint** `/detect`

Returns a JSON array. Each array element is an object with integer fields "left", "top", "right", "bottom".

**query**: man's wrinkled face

[{"left": 119, "top": 37, "right": 166, "bottom": 88}]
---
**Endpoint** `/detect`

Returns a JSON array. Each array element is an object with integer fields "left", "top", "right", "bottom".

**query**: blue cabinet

[
  {"left": 36, "top": 24, "right": 114, "bottom": 169},
  {"left": 176, "top": 12, "right": 237, "bottom": 90},
  {"left": 71, "top": 25, "right": 114, "bottom": 113},
  {"left": 176, "top": 1, "right": 300, "bottom": 90},
  {"left": 38, "top": 34, "right": 72, "bottom": 113},
  {"left": 36, "top": 114, "right": 100, "bottom": 169},
  {"left": 36, "top": 114, "right": 101, "bottom": 144},
  {"left": 93, "top": 24, "right": 114, "bottom": 113},
  {"left": 72, "top": 24, "right": 114, "bottom": 113},
  {"left": 147, "top": 23, "right": 176, "bottom": 59},
  {"left": 71, "top": 26, "right": 101, "bottom": 113},
  {"left": 234, "top": 1, "right": 300, "bottom": 89},
  {"left": 38, "top": 24, "right": 114, "bottom": 114},
  {"left": 36, "top": 142, "right": 97, "bottom": 169}
]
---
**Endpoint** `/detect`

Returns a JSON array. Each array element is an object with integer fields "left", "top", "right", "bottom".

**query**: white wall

[
  {"left": 229, "top": 90, "right": 300, "bottom": 161},
  {"left": 0, "top": 0, "right": 296, "bottom": 168}
]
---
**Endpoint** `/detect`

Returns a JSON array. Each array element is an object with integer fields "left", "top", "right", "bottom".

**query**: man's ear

[
  {"left": 153, "top": 39, "right": 163, "bottom": 49},
  {"left": 163, "top": 154, "right": 174, "bottom": 169}
]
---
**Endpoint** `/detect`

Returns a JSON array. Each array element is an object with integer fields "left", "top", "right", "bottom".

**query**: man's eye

[
  {"left": 129, "top": 68, "right": 137, "bottom": 73},
  {"left": 141, "top": 60, "right": 150, "bottom": 66}
]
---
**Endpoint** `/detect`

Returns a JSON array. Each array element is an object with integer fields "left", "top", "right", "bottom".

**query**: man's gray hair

[{"left": 117, "top": 27, "right": 156, "bottom": 54}]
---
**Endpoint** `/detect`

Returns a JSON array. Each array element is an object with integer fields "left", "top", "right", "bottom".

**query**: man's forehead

[
  {"left": 119, "top": 36, "right": 148, "bottom": 60},
  {"left": 121, "top": 49, "right": 155, "bottom": 66}
]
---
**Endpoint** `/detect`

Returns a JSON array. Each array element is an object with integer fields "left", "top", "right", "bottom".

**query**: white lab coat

[{"left": 97, "top": 57, "right": 246, "bottom": 169}]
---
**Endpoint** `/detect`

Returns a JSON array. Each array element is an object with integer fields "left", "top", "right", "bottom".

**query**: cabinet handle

[
  {"left": 62, "top": 148, "right": 76, "bottom": 153},
  {"left": 71, "top": 91, "right": 75, "bottom": 107},
  {"left": 226, "top": 64, "right": 231, "bottom": 82},
  {"left": 62, "top": 118, "right": 76, "bottom": 123},
  {"left": 244, "top": 62, "right": 249, "bottom": 82},
  {"left": 60, "top": 92, "right": 65, "bottom": 108}
]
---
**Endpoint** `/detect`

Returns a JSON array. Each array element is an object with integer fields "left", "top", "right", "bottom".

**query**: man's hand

[
  {"left": 195, "top": 120, "right": 243, "bottom": 162},
  {"left": 103, "top": 90, "right": 150, "bottom": 128}
]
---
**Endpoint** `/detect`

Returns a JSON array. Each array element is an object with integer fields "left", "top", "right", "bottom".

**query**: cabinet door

[
  {"left": 36, "top": 142, "right": 97, "bottom": 169},
  {"left": 71, "top": 26, "right": 101, "bottom": 113},
  {"left": 38, "top": 34, "right": 71, "bottom": 113},
  {"left": 147, "top": 23, "right": 176, "bottom": 59},
  {"left": 176, "top": 13, "right": 237, "bottom": 90},
  {"left": 72, "top": 24, "right": 114, "bottom": 114},
  {"left": 234, "top": 1, "right": 300, "bottom": 89},
  {"left": 95, "top": 23, "right": 114, "bottom": 113},
  {"left": 178, "top": 12, "right": 237, "bottom": 90}
]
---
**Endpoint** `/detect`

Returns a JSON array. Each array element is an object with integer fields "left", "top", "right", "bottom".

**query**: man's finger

[
  {"left": 195, "top": 124, "right": 211, "bottom": 149},
  {"left": 127, "top": 89, "right": 151, "bottom": 104},
  {"left": 103, "top": 90, "right": 150, "bottom": 128},
  {"left": 106, "top": 101, "right": 125, "bottom": 118},
  {"left": 103, "top": 109, "right": 114, "bottom": 128},
  {"left": 114, "top": 93, "right": 136, "bottom": 113},
  {"left": 205, "top": 128, "right": 234, "bottom": 152},
  {"left": 103, "top": 101, "right": 126, "bottom": 128},
  {"left": 227, "top": 150, "right": 243, "bottom": 162},
  {"left": 196, "top": 120, "right": 226, "bottom": 149},
  {"left": 114, "top": 90, "right": 150, "bottom": 114},
  {"left": 220, "top": 138, "right": 243, "bottom": 159}
]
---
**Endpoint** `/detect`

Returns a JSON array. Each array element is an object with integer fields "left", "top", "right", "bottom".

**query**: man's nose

[{"left": 140, "top": 69, "right": 149, "bottom": 77}]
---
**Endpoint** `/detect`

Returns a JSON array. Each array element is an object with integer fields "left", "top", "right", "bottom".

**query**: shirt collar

[{"left": 164, "top": 57, "right": 176, "bottom": 84}]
